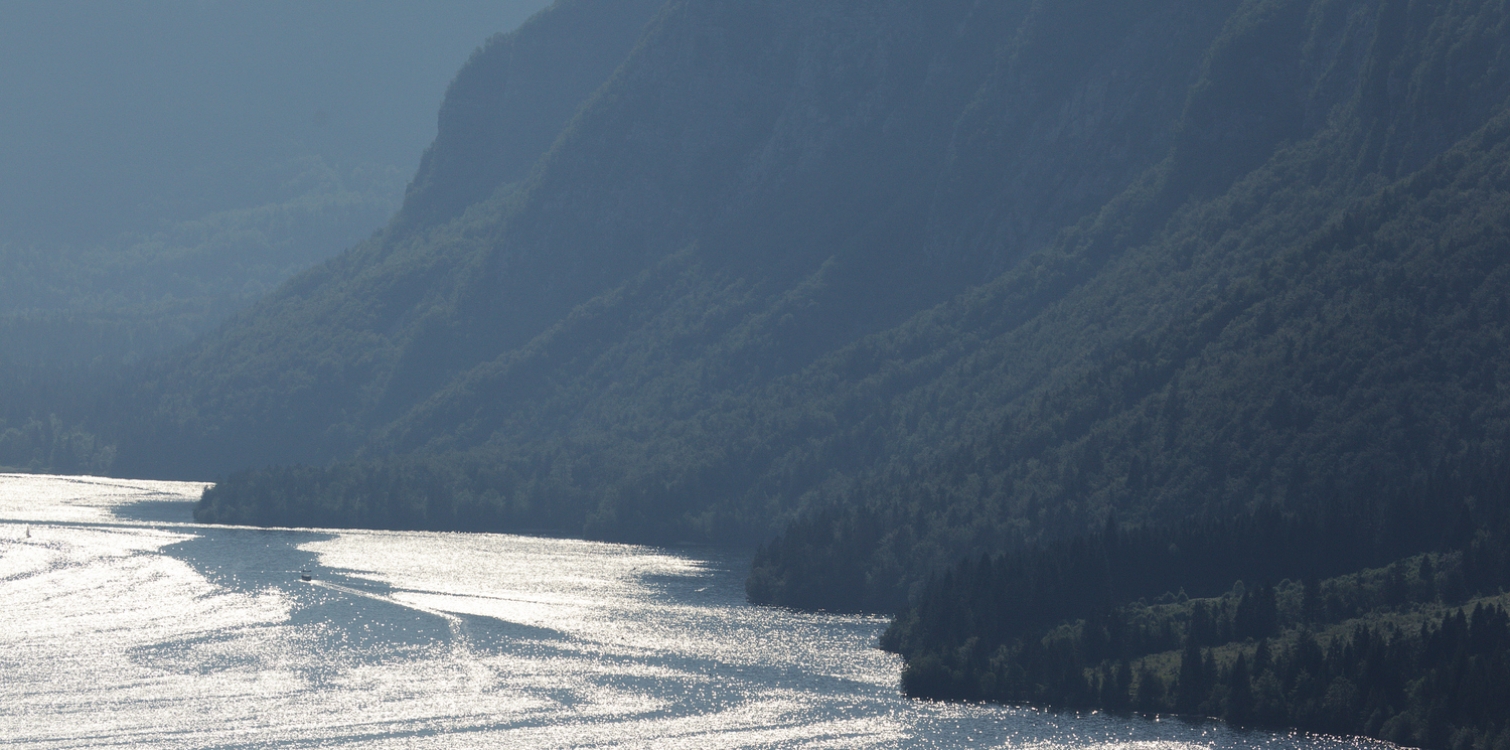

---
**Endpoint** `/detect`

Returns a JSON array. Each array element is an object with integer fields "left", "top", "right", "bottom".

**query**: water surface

[{"left": 0, "top": 473, "right": 1392, "bottom": 749}]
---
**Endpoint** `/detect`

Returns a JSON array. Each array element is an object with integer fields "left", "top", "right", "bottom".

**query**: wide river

[{"left": 0, "top": 473, "right": 1391, "bottom": 749}]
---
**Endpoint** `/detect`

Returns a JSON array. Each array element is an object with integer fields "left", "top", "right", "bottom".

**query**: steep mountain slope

[
  {"left": 131, "top": 0, "right": 1239, "bottom": 480},
  {"left": 118, "top": 0, "right": 667, "bottom": 474},
  {"left": 871, "top": 112, "right": 1510, "bottom": 742},
  {"left": 748, "top": 0, "right": 1510, "bottom": 608},
  {"left": 154, "top": 0, "right": 1510, "bottom": 630}
]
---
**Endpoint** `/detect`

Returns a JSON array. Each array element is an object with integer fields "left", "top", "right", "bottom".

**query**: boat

[{"left": 300, "top": 570, "right": 313, "bottom": 582}]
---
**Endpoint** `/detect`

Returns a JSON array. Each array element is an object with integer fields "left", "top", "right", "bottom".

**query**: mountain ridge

[
  {"left": 138, "top": 0, "right": 1510, "bottom": 633},
  {"left": 132, "top": 0, "right": 1237, "bottom": 485}
]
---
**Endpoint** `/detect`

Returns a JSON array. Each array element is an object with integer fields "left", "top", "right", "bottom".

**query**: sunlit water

[{"left": 0, "top": 473, "right": 1395, "bottom": 749}]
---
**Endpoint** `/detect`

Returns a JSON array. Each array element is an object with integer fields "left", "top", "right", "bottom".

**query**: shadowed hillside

[{"left": 102, "top": 6, "right": 1510, "bottom": 742}]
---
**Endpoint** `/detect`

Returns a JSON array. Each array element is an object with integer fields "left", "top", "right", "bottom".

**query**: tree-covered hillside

[
  {"left": 133, "top": 0, "right": 1510, "bottom": 714},
  {"left": 880, "top": 450, "right": 1510, "bottom": 746},
  {"left": 139, "top": 0, "right": 1241, "bottom": 481},
  {"left": 751, "top": 5, "right": 1510, "bottom": 610}
]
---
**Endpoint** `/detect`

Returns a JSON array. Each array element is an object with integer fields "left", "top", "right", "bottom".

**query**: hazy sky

[{"left": 0, "top": 0, "right": 551, "bottom": 248}]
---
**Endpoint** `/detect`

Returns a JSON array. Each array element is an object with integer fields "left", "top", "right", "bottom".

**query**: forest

[{"left": 882, "top": 450, "right": 1510, "bottom": 747}]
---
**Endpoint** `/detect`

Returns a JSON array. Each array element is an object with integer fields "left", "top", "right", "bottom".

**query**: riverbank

[{"left": 888, "top": 551, "right": 1510, "bottom": 750}]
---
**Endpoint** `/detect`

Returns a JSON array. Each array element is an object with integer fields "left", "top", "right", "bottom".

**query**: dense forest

[
  {"left": 18, "top": 1, "right": 1510, "bottom": 745},
  {"left": 896, "top": 560, "right": 1510, "bottom": 748},
  {"left": 882, "top": 451, "right": 1510, "bottom": 746}
]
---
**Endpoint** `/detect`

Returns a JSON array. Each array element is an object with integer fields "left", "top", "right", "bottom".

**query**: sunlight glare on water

[{"left": 0, "top": 473, "right": 1398, "bottom": 749}]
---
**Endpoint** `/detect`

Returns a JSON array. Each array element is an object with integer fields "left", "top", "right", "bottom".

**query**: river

[{"left": 0, "top": 473, "right": 1391, "bottom": 749}]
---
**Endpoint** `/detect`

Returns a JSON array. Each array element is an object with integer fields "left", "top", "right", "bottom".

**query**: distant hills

[
  {"left": 123, "top": 0, "right": 1510, "bottom": 695},
  {"left": 0, "top": 0, "right": 549, "bottom": 251},
  {"left": 0, "top": 0, "right": 548, "bottom": 472}
]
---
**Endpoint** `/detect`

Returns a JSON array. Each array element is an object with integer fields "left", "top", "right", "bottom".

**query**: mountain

[
  {"left": 127, "top": 0, "right": 1235, "bottom": 483},
  {"left": 117, "top": 1, "right": 1510, "bottom": 741},
  {"left": 748, "top": 0, "right": 1510, "bottom": 610},
  {"left": 142, "top": 0, "right": 1510, "bottom": 633}
]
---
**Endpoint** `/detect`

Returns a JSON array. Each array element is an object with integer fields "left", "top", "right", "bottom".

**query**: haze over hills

[
  {"left": 69, "top": 0, "right": 1510, "bottom": 743},
  {"left": 0, "top": 0, "right": 549, "bottom": 471},
  {"left": 0, "top": 0, "right": 550, "bottom": 249},
  {"left": 0, "top": 0, "right": 549, "bottom": 371}
]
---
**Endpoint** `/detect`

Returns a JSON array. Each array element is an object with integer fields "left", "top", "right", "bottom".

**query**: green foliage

[
  {"left": 0, "top": 414, "right": 115, "bottom": 475},
  {"left": 195, "top": 456, "right": 564, "bottom": 532},
  {"left": 747, "top": 0, "right": 1510, "bottom": 607},
  {"left": 882, "top": 450, "right": 1510, "bottom": 747},
  {"left": 893, "top": 573, "right": 1510, "bottom": 749},
  {"left": 0, "top": 159, "right": 402, "bottom": 475}
]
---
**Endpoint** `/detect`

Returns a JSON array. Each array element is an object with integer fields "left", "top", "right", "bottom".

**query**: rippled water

[{"left": 0, "top": 473, "right": 1394, "bottom": 749}]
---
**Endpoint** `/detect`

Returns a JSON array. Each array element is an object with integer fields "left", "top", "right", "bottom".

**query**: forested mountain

[
  {"left": 137, "top": 0, "right": 1240, "bottom": 486},
  {"left": 123, "top": 2, "right": 1510, "bottom": 739},
  {"left": 173, "top": 0, "right": 1506, "bottom": 546}
]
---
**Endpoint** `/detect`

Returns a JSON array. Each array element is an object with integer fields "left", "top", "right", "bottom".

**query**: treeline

[
  {"left": 881, "top": 453, "right": 1510, "bottom": 749},
  {"left": 0, "top": 415, "right": 115, "bottom": 475},
  {"left": 753, "top": 468, "right": 1480, "bottom": 612},
  {"left": 755, "top": 449, "right": 1497, "bottom": 609},
  {"left": 194, "top": 454, "right": 585, "bottom": 534},
  {"left": 903, "top": 583, "right": 1510, "bottom": 749},
  {"left": 0, "top": 363, "right": 118, "bottom": 475}
]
